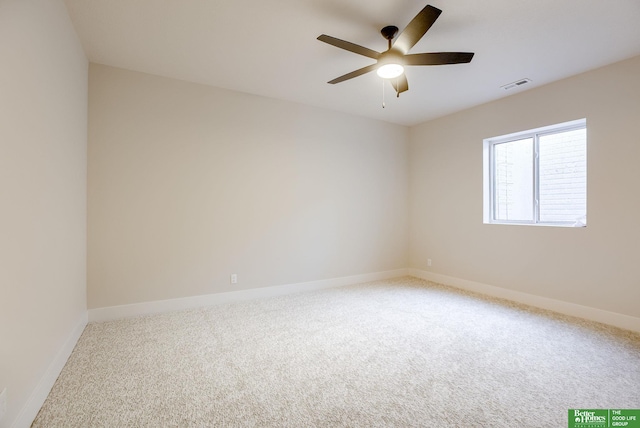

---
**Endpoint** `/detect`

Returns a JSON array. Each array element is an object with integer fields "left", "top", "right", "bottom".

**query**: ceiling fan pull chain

[{"left": 382, "top": 79, "right": 386, "bottom": 108}]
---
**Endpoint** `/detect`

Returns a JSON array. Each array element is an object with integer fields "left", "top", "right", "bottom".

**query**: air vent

[{"left": 500, "top": 78, "right": 531, "bottom": 91}]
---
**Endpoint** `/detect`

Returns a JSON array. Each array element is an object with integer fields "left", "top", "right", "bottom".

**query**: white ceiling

[{"left": 64, "top": 0, "right": 640, "bottom": 126}]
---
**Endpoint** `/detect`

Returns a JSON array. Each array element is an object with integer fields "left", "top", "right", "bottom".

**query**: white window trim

[{"left": 483, "top": 118, "right": 587, "bottom": 227}]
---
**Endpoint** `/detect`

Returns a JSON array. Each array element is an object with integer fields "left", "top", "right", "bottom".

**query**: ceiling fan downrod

[{"left": 380, "top": 25, "right": 399, "bottom": 50}]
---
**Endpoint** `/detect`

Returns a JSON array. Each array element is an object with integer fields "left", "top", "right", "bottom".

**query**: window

[{"left": 483, "top": 119, "right": 587, "bottom": 227}]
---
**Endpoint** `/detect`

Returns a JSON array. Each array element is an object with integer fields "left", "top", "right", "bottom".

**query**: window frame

[{"left": 483, "top": 118, "right": 587, "bottom": 227}]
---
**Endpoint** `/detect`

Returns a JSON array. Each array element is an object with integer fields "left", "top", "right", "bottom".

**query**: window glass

[
  {"left": 493, "top": 138, "right": 534, "bottom": 222},
  {"left": 538, "top": 129, "right": 587, "bottom": 223}
]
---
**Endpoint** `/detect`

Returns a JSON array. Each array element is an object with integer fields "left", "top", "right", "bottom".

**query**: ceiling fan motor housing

[{"left": 378, "top": 49, "right": 404, "bottom": 66}]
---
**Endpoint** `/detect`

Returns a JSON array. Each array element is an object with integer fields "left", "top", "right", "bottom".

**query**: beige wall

[
  {"left": 409, "top": 55, "right": 640, "bottom": 318},
  {"left": 0, "top": 0, "right": 87, "bottom": 426},
  {"left": 88, "top": 64, "right": 409, "bottom": 309}
]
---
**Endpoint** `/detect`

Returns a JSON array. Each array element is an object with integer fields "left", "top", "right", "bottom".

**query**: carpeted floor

[{"left": 33, "top": 277, "right": 640, "bottom": 427}]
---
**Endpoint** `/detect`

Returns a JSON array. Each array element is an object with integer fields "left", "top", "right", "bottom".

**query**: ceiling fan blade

[
  {"left": 390, "top": 74, "right": 409, "bottom": 95},
  {"left": 327, "top": 64, "right": 378, "bottom": 84},
  {"left": 393, "top": 5, "right": 442, "bottom": 54},
  {"left": 317, "top": 35, "right": 381, "bottom": 59},
  {"left": 404, "top": 52, "right": 475, "bottom": 66}
]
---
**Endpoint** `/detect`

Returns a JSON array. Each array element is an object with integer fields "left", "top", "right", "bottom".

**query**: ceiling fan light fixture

[{"left": 377, "top": 63, "right": 404, "bottom": 79}]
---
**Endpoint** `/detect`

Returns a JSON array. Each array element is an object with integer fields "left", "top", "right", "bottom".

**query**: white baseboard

[
  {"left": 88, "top": 266, "right": 640, "bottom": 330},
  {"left": 12, "top": 312, "right": 88, "bottom": 428},
  {"left": 409, "top": 269, "right": 640, "bottom": 333},
  {"left": 88, "top": 269, "right": 410, "bottom": 323}
]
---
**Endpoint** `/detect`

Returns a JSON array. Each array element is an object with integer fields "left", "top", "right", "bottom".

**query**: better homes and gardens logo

[{"left": 569, "top": 409, "right": 640, "bottom": 428}]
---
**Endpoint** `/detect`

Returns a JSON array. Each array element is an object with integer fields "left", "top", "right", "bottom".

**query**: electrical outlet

[
  {"left": 427, "top": 259, "right": 432, "bottom": 267},
  {"left": 230, "top": 274, "right": 238, "bottom": 284},
  {"left": 0, "top": 388, "right": 7, "bottom": 421}
]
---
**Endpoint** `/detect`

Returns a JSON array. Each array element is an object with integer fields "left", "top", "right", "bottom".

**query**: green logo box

[{"left": 569, "top": 409, "right": 640, "bottom": 428}]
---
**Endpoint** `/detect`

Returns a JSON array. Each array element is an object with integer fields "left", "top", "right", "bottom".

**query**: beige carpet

[{"left": 33, "top": 277, "right": 640, "bottom": 427}]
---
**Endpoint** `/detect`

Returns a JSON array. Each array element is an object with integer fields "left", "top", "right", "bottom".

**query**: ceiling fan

[{"left": 317, "top": 4, "right": 474, "bottom": 97}]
